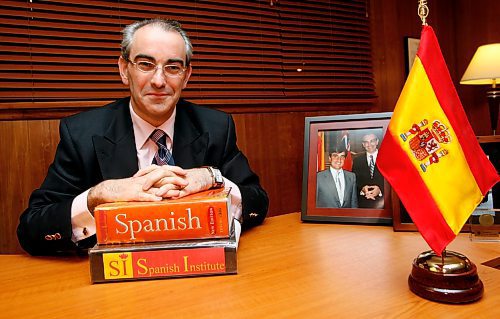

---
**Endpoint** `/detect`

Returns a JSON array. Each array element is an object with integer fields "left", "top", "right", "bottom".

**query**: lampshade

[{"left": 460, "top": 43, "right": 500, "bottom": 86}]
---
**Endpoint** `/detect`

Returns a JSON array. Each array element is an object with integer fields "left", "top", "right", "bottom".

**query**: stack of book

[{"left": 89, "top": 189, "right": 237, "bottom": 283}]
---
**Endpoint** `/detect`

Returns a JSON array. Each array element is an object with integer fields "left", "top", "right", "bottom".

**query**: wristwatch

[{"left": 204, "top": 166, "right": 224, "bottom": 189}]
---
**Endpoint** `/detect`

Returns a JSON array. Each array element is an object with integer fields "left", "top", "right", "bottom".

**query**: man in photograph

[
  {"left": 316, "top": 146, "right": 358, "bottom": 208},
  {"left": 352, "top": 133, "right": 384, "bottom": 209}
]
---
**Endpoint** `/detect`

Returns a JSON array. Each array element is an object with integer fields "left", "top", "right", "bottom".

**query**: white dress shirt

[{"left": 365, "top": 149, "right": 378, "bottom": 165}]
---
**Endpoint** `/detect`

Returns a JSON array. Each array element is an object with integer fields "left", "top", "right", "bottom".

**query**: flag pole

[{"left": 418, "top": 0, "right": 429, "bottom": 26}]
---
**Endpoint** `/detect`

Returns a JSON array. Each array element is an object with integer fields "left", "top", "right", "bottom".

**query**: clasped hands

[
  {"left": 88, "top": 165, "right": 212, "bottom": 213},
  {"left": 360, "top": 185, "right": 382, "bottom": 200}
]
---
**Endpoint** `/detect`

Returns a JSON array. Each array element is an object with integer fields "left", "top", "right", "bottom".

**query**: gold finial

[{"left": 418, "top": 0, "right": 429, "bottom": 25}]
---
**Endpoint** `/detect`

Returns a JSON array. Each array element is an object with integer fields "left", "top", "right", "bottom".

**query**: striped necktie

[
  {"left": 150, "top": 129, "right": 175, "bottom": 166},
  {"left": 369, "top": 154, "right": 375, "bottom": 179}
]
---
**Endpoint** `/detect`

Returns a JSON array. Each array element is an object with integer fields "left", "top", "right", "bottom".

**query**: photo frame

[
  {"left": 392, "top": 135, "right": 500, "bottom": 232},
  {"left": 404, "top": 37, "right": 420, "bottom": 75},
  {"left": 301, "top": 112, "right": 393, "bottom": 224},
  {"left": 470, "top": 135, "right": 500, "bottom": 237}
]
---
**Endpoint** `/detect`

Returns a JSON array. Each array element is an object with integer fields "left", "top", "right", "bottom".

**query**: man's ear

[
  {"left": 118, "top": 56, "right": 129, "bottom": 86},
  {"left": 181, "top": 65, "right": 193, "bottom": 89}
]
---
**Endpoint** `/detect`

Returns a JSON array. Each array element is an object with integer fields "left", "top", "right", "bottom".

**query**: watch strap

[{"left": 203, "top": 166, "right": 224, "bottom": 189}]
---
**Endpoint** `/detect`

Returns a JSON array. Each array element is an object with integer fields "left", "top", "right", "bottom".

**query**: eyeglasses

[{"left": 126, "top": 59, "right": 187, "bottom": 77}]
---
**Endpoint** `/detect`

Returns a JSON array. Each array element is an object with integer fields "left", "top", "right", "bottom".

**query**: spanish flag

[{"left": 378, "top": 26, "right": 500, "bottom": 255}]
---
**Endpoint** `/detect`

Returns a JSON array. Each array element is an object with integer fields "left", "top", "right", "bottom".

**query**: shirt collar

[
  {"left": 366, "top": 149, "right": 378, "bottom": 160},
  {"left": 129, "top": 102, "right": 176, "bottom": 150},
  {"left": 329, "top": 167, "right": 343, "bottom": 176}
]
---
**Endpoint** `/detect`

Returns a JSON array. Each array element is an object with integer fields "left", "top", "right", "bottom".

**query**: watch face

[{"left": 212, "top": 168, "right": 224, "bottom": 188}]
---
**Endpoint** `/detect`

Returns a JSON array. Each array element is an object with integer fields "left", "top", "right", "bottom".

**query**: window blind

[{"left": 0, "top": 0, "right": 374, "bottom": 115}]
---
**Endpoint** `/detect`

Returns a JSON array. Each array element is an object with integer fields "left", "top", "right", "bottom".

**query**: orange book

[
  {"left": 89, "top": 236, "right": 237, "bottom": 283},
  {"left": 94, "top": 189, "right": 232, "bottom": 245}
]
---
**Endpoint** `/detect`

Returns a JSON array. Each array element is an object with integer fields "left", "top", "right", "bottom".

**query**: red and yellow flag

[{"left": 378, "top": 26, "right": 499, "bottom": 255}]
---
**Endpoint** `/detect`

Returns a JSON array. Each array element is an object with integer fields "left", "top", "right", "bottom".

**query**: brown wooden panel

[{"left": 0, "top": 119, "right": 60, "bottom": 254}]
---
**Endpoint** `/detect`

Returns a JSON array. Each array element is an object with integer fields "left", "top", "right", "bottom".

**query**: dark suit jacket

[
  {"left": 316, "top": 169, "right": 358, "bottom": 208},
  {"left": 352, "top": 153, "right": 384, "bottom": 209},
  {"left": 17, "top": 97, "right": 268, "bottom": 255}
]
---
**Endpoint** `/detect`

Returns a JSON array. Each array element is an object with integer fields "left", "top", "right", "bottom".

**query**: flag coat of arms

[{"left": 378, "top": 25, "right": 500, "bottom": 255}]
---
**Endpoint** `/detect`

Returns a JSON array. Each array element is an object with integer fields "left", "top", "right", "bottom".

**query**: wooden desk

[{"left": 1, "top": 213, "right": 499, "bottom": 318}]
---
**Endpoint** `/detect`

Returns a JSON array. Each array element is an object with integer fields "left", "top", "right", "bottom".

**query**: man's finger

[
  {"left": 155, "top": 183, "right": 185, "bottom": 197},
  {"left": 152, "top": 176, "right": 189, "bottom": 189},
  {"left": 133, "top": 164, "right": 159, "bottom": 177},
  {"left": 140, "top": 171, "right": 178, "bottom": 190},
  {"left": 166, "top": 165, "right": 188, "bottom": 176}
]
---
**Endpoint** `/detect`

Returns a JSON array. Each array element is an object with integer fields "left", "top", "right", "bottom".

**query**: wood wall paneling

[
  {"left": 371, "top": 0, "right": 455, "bottom": 113},
  {"left": 0, "top": 120, "right": 60, "bottom": 253}
]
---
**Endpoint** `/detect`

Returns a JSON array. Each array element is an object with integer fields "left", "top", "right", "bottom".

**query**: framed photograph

[
  {"left": 301, "top": 112, "right": 393, "bottom": 224},
  {"left": 392, "top": 135, "right": 500, "bottom": 232},
  {"left": 404, "top": 37, "right": 420, "bottom": 75}
]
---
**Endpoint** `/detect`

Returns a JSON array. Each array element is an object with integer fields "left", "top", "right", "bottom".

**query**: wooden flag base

[{"left": 408, "top": 250, "right": 484, "bottom": 304}]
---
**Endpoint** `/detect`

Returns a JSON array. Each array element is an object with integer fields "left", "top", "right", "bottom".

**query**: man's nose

[{"left": 150, "top": 68, "right": 167, "bottom": 87}]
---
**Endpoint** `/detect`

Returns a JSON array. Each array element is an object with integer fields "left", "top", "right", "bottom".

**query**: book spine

[
  {"left": 96, "top": 210, "right": 108, "bottom": 243},
  {"left": 90, "top": 246, "right": 237, "bottom": 283},
  {"left": 95, "top": 200, "right": 230, "bottom": 244}
]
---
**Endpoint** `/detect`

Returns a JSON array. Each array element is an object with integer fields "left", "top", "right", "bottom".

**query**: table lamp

[{"left": 460, "top": 43, "right": 500, "bottom": 135}]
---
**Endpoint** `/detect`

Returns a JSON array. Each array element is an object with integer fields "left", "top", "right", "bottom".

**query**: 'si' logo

[{"left": 103, "top": 252, "right": 133, "bottom": 279}]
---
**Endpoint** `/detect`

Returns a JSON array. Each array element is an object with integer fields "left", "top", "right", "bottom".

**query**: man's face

[
  {"left": 118, "top": 25, "right": 192, "bottom": 126},
  {"left": 329, "top": 152, "right": 345, "bottom": 170},
  {"left": 361, "top": 134, "right": 379, "bottom": 154}
]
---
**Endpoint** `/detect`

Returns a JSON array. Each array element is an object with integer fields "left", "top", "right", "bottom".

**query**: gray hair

[{"left": 121, "top": 18, "right": 193, "bottom": 66}]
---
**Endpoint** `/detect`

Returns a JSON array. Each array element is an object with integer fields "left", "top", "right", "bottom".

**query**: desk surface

[{"left": 1, "top": 213, "right": 499, "bottom": 319}]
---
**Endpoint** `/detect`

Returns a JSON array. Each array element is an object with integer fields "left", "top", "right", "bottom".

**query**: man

[
  {"left": 17, "top": 19, "right": 268, "bottom": 255},
  {"left": 316, "top": 147, "right": 358, "bottom": 208},
  {"left": 352, "top": 133, "right": 384, "bottom": 209}
]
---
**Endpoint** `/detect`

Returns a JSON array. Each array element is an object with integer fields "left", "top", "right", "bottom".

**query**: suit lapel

[
  {"left": 93, "top": 99, "right": 138, "bottom": 179},
  {"left": 323, "top": 171, "right": 341, "bottom": 205},
  {"left": 343, "top": 172, "right": 354, "bottom": 203},
  {"left": 362, "top": 153, "right": 370, "bottom": 170},
  {"left": 172, "top": 103, "right": 208, "bottom": 168}
]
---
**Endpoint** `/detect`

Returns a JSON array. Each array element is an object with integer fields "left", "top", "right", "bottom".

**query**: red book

[
  {"left": 94, "top": 189, "right": 232, "bottom": 245},
  {"left": 89, "top": 236, "right": 237, "bottom": 283}
]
